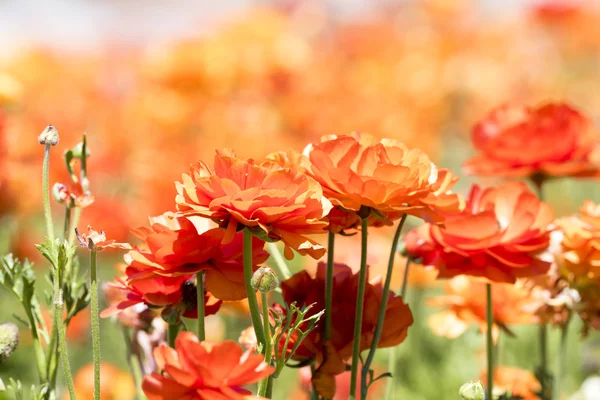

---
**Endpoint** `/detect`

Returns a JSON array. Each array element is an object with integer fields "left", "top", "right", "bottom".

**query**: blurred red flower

[
  {"left": 303, "top": 133, "right": 463, "bottom": 232},
  {"left": 464, "top": 103, "right": 600, "bottom": 178},
  {"left": 176, "top": 149, "right": 331, "bottom": 259},
  {"left": 280, "top": 262, "right": 413, "bottom": 398},
  {"left": 405, "top": 182, "right": 553, "bottom": 284},
  {"left": 142, "top": 331, "right": 274, "bottom": 400},
  {"left": 480, "top": 366, "right": 541, "bottom": 400}
]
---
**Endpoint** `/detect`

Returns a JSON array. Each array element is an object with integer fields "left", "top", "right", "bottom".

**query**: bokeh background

[{"left": 1, "top": 0, "right": 600, "bottom": 398}]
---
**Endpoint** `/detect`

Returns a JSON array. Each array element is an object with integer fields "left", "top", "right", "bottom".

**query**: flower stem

[
  {"left": 349, "top": 218, "right": 369, "bottom": 400},
  {"left": 267, "top": 242, "right": 292, "bottom": 280},
  {"left": 553, "top": 315, "right": 571, "bottom": 400},
  {"left": 361, "top": 214, "right": 407, "bottom": 398},
  {"left": 90, "top": 250, "right": 101, "bottom": 400},
  {"left": 63, "top": 206, "right": 72, "bottom": 240},
  {"left": 42, "top": 144, "right": 55, "bottom": 242},
  {"left": 385, "top": 257, "right": 412, "bottom": 400},
  {"left": 121, "top": 327, "right": 143, "bottom": 400},
  {"left": 486, "top": 283, "right": 494, "bottom": 400},
  {"left": 56, "top": 293, "right": 77, "bottom": 399},
  {"left": 258, "top": 291, "right": 273, "bottom": 397},
  {"left": 243, "top": 229, "right": 266, "bottom": 349},
  {"left": 196, "top": 271, "right": 206, "bottom": 341},
  {"left": 324, "top": 231, "right": 335, "bottom": 343},
  {"left": 167, "top": 323, "right": 178, "bottom": 347}
]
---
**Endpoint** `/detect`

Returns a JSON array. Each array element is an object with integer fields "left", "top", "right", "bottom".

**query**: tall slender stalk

[
  {"left": 56, "top": 295, "right": 77, "bottom": 399},
  {"left": 90, "top": 250, "right": 101, "bottom": 400},
  {"left": 553, "top": 315, "right": 571, "bottom": 400},
  {"left": 266, "top": 243, "right": 292, "bottom": 280},
  {"left": 324, "top": 232, "right": 335, "bottom": 343},
  {"left": 42, "top": 144, "right": 55, "bottom": 243},
  {"left": 486, "top": 284, "right": 494, "bottom": 400},
  {"left": 349, "top": 218, "right": 369, "bottom": 399},
  {"left": 361, "top": 214, "right": 407, "bottom": 398},
  {"left": 385, "top": 257, "right": 412, "bottom": 400},
  {"left": 196, "top": 271, "right": 206, "bottom": 341},
  {"left": 243, "top": 229, "right": 266, "bottom": 348},
  {"left": 257, "top": 292, "right": 273, "bottom": 397}
]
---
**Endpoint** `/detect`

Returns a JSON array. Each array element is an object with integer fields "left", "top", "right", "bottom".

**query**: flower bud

[
  {"left": 0, "top": 322, "right": 19, "bottom": 365},
  {"left": 37, "top": 125, "right": 59, "bottom": 146},
  {"left": 71, "top": 141, "right": 91, "bottom": 159},
  {"left": 52, "top": 183, "right": 70, "bottom": 205},
  {"left": 251, "top": 267, "right": 279, "bottom": 293},
  {"left": 458, "top": 381, "right": 485, "bottom": 400}
]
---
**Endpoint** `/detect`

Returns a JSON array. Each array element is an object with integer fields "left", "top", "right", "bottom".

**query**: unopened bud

[
  {"left": 37, "top": 125, "right": 59, "bottom": 146},
  {"left": 251, "top": 267, "right": 279, "bottom": 293},
  {"left": 458, "top": 381, "right": 485, "bottom": 400},
  {"left": 0, "top": 323, "right": 19, "bottom": 365},
  {"left": 52, "top": 183, "right": 70, "bottom": 205},
  {"left": 71, "top": 141, "right": 91, "bottom": 159}
]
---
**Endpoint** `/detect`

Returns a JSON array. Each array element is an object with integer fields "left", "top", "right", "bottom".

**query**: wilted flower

[
  {"left": 142, "top": 331, "right": 274, "bottom": 400},
  {"left": 176, "top": 149, "right": 331, "bottom": 259},
  {"left": 52, "top": 181, "right": 94, "bottom": 208},
  {"left": 428, "top": 276, "right": 539, "bottom": 342},
  {"left": 464, "top": 103, "right": 600, "bottom": 178},
  {"left": 480, "top": 366, "right": 542, "bottom": 400},
  {"left": 280, "top": 262, "right": 413, "bottom": 398},
  {"left": 75, "top": 226, "right": 132, "bottom": 252},
  {"left": 405, "top": 182, "right": 553, "bottom": 284},
  {"left": 303, "top": 133, "right": 464, "bottom": 232}
]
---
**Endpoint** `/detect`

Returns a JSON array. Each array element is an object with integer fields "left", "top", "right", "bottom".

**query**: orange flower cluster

[
  {"left": 464, "top": 103, "right": 600, "bottom": 179},
  {"left": 280, "top": 262, "right": 413, "bottom": 398},
  {"left": 405, "top": 182, "right": 553, "bottom": 283},
  {"left": 428, "top": 276, "right": 539, "bottom": 342},
  {"left": 142, "top": 332, "right": 274, "bottom": 400}
]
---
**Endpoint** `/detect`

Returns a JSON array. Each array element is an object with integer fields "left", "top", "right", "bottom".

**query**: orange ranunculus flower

[
  {"left": 463, "top": 103, "right": 600, "bottom": 178},
  {"left": 280, "top": 262, "right": 413, "bottom": 398},
  {"left": 404, "top": 181, "right": 553, "bottom": 284},
  {"left": 428, "top": 276, "right": 539, "bottom": 342},
  {"left": 303, "top": 133, "right": 463, "bottom": 232},
  {"left": 480, "top": 366, "right": 541, "bottom": 400},
  {"left": 175, "top": 149, "right": 331, "bottom": 259},
  {"left": 142, "top": 331, "right": 274, "bottom": 400},
  {"left": 127, "top": 213, "right": 268, "bottom": 301},
  {"left": 70, "top": 362, "right": 136, "bottom": 400}
]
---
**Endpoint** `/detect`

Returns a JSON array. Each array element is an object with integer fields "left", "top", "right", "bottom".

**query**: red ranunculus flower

[
  {"left": 142, "top": 331, "right": 274, "bottom": 400},
  {"left": 464, "top": 103, "right": 600, "bottom": 178},
  {"left": 405, "top": 182, "right": 553, "bottom": 283}
]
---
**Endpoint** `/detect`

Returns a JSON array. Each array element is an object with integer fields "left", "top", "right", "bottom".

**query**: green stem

[
  {"left": 63, "top": 206, "right": 72, "bottom": 240},
  {"left": 42, "top": 144, "right": 55, "bottom": 242},
  {"left": 243, "top": 229, "right": 266, "bottom": 348},
  {"left": 258, "top": 292, "right": 273, "bottom": 397},
  {"left": 385, "top": 258, "right": 412, "bottom": 400},
  {"left": 90, "top": 250, "right": 101, "bottom": 400},
  {"left": 196, "top": 271, "right": 206, "bottom": 341},
  {"left": 25, "top": 305, "right": 47, "bottom": 383},
  {"left": 349, "top": 218, "right": 369, "bottom": 400},
  {"left": 167, "top": 323, "right": 179, "bottom": 348},
  {"left": 486, "top": 284, "right": 493, "bottom": 400},
  {"left": 56, "top": 297, "right": 76, "bottom": 399},
  {"left": 121, "top": 327, "right": 143, "bottom": 400},
  {"left": 361, "top": 215, "right": 407, "bottom": 397},
  {"left": 324, "top": 231, "right": 335, "bottom": 343},
  {"left": 553, "top": 316, "right": 571, "bottom": 400},
  {"left": 266, "top": 242, "right": 292, "bottom": 280},
  {"left": 67, "top": 208, "right": 82, "bottom": 246}
]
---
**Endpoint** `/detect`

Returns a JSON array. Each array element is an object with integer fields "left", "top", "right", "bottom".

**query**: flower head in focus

[
  {"left": 280, "top": 262, "right": 413, "bottom": 398},
  {"left": 176, "top": 149, "right": 331, "bottom": 259},
  {"left": 75, "top": 225, "right": 132, "bottom": 252},
  {"left": 405, "top": 182, "right": 553, "bottom": 284},
  {"left": 464, "top": 103, "right": 600, "bottom": 179},
  {"left": 142, "top": 331, "right": 274, "bottom": 400},
  {"left": 428, "top": 276, "right": 540, "bottom": 342},
  {"left": 303, "top": 133, "right": 463, "bottom": 232}
]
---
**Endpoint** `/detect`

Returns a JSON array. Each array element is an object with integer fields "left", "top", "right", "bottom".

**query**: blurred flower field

[{"left": 2, "top": 1, "right": 600, "bottom": 399}]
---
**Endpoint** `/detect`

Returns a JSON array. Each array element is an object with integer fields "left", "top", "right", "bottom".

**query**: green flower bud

[
  {"left": 459, "top": 381, "right": 486, "bottom": 400},
  {"left": 37, "top": 125, "right": 59, "bottom": 146},
  {"left": 251, "top": 267, "right": 279, "bottom": 293},
  {"left": 0, "top": 323, "right": 19, "bottom": 365},
  {"left": 71, "top": 141, "right": 91, "bottom": 159}
]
